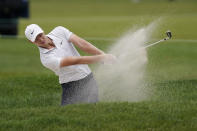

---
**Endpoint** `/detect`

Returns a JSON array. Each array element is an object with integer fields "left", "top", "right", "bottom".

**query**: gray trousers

[{"left": 61, "top": 73, "right": 98, "bottom": 106}]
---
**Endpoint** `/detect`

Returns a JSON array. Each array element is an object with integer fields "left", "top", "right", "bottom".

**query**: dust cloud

[{"left": 95, "top": 22, "right": 157, "bottom": 102}]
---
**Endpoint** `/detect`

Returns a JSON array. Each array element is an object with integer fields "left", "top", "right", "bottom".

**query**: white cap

[{"left": 25, "top": 24, "right": 44, "bottom": 42}]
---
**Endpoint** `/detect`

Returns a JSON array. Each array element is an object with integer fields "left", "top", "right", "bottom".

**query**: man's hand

[{"left": 102, "top": 54, "right": 117, "bottom": 65}]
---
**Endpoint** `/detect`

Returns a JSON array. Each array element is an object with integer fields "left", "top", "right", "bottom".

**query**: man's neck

[{"left": 48, "top": 37, "right": 55, "bottom": 48}]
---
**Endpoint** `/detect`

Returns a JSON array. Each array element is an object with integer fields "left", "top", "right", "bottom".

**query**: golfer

[{"left": 25, "top": 24, "right": 115, "bottom": 106}]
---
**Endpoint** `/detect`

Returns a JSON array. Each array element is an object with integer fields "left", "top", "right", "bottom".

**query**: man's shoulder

[
  {"left": 48, "top": 26, "right": 72, "bottom": 40},
  {"left": 50, "top": 26, "right": 69, "bottom": 33}
]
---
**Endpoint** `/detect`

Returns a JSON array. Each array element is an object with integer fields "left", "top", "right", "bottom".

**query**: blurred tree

[{"left": 0, "top": 0, "right": 29, "bottom": 36}]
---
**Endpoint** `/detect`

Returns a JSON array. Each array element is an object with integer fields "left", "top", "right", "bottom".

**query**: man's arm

[
  {"left": 69, "top": 34, "right": 105, "bottom": 55},
  {"left": 60, "top": 54, "right": 115, "bottom": 67}
]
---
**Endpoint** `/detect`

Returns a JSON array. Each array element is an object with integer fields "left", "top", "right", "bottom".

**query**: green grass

[
  {"left": 0, "top": 101, "right": 196, "bottom": 131},
  {"left": 146, "top": 41, "right": 197, "bottom": 81},
  {"left": 1, "top": 0, "right": 197, "bottom": 130},
  {"left": 19, "top": 0, "right": 197, "bottom": 39}
]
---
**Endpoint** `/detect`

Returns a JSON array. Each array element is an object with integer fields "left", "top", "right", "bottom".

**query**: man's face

[{"left": 34, "top": 33, "right": 49, "bottom": 47}]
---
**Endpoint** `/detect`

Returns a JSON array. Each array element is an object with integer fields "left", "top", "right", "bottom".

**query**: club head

[{"left": 166, "top": 30, "right": 172, "bottom": 39}]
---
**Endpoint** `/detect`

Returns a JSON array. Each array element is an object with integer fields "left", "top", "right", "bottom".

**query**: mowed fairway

[{"left": 0, "top": 0, "right": 197, "bottom": 130}]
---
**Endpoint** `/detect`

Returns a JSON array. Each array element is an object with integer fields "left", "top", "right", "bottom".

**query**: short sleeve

[
  {"left": 41, "top": 56, "right": 62, "bottom": 71},
  {"left": 56, "top": 26, "right": 73, "bottom": 41}
]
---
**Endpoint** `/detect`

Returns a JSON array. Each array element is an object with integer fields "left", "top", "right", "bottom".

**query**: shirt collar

[
  {"left": 38, "top": 46, "right": 54, "bottom": 54},
  {"left": 38, "top": 34, "right": 63, "bottom": 54}
]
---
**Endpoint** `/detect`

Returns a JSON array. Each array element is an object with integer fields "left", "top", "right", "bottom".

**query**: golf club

[
  {"left": 144, "top": 30, "right": 172, "bottom": 49},
  {"left": 116, "top": 30, "right": 172, "bottom": 60}
]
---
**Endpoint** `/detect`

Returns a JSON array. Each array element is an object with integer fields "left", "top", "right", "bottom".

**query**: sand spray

[{"left": 94, "top": 21, "right": 158, "bottom": 102}]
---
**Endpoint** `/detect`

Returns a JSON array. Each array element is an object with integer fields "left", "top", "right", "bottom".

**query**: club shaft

[
  {"left": 119, "top": 37, "right": 169, "bottom": 58},
  {"left": 144, "top": 39, "right": 166, "bottom": 49}
]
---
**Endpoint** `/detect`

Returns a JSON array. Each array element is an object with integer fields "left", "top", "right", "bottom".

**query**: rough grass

[{"left": 0, "top": 0, "right": 197, "bottom": 130}]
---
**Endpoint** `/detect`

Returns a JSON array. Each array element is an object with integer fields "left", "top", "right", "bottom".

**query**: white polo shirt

[{"left": 38, "top": 26, "right": 91, "bottom": 84}]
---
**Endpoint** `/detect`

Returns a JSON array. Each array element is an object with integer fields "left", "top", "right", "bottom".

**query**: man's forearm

[{"left": 60, "top": 55, "right": 105, "bottom": 67}]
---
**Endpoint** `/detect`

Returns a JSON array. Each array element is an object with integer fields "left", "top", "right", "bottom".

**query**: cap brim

[{"left": 31, "top": 30, "right": 43, "bottom": 42}]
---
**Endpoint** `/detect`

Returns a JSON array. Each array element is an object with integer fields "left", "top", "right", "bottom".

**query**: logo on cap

[{"left": 31, "top": 30, "right": 34, "bottom": 35}]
